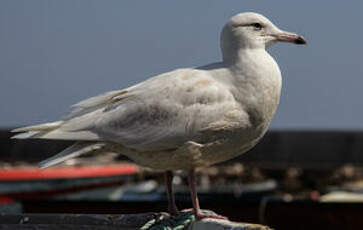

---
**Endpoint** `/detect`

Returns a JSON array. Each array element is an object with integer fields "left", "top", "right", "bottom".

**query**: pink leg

[
  {"left": 164, "top": 170, "right": 179, "bottom": 216},
  {"left": 187, "top": 169, "right": 228, "bottom": 220}
]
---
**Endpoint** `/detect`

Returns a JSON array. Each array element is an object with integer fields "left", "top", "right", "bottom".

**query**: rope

[{"left": 140, "top": 210, "right": 215, "bottom": 230}]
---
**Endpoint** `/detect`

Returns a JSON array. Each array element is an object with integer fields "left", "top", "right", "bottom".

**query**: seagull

[{"left": 12, "top": 12, "right": 306, "bottom": 219}]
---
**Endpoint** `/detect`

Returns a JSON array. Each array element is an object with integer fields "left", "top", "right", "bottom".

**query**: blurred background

[{"left": 0, "top": 1, "right": 363, "bottom": 230}]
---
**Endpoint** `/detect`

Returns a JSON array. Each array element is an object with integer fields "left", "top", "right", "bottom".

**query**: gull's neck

[{"left": 222, "top": 48, "right": 274, "bottom": 73}]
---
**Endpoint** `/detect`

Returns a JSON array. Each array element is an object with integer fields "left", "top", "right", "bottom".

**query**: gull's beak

[{"left": 273, "top": 30, "right": 307, "bottom": 45}]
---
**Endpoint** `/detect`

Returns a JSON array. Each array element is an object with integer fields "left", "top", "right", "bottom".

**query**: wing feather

[{"left": 12, "top": 68, "right": 238, "bottom": 150}]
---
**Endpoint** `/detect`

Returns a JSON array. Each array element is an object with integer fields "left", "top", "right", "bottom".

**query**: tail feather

[
  {"left": 39, "top": 142, "right": 106, "bottom": 169},
  {"left": 11, "top": 120, "right": 99, "bottom": 141},
  {"left": 11, "top": 131, "right": 42, "bottom": 139}
]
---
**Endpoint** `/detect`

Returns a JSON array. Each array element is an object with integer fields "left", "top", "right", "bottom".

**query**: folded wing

[{"left": 12, "top": 68, "right": 238, "bottom": 151}]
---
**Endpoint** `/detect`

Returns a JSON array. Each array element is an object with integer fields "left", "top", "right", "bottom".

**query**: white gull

[{"left": 12, "top": 12, "right": 306, "bottom": 219}]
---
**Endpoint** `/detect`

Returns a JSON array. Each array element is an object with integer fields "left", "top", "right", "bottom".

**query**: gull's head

[{"left": 221, "top": 12, "right": 306, "bottom": 54}]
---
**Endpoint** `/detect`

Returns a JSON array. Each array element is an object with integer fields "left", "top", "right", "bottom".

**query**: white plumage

[{"left": 12, "top": 12, "right": 306, "bottom": 219}]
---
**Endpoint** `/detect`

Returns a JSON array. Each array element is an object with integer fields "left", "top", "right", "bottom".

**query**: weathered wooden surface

[
  {"left": 0, "top": 213, "right": 154, "bottom": 230},
  {"left": 0, "top": 212, "right": 271, "bottom": 230},
  {"left": 189, "top": 219, "right": 271, "bottom": 230}
]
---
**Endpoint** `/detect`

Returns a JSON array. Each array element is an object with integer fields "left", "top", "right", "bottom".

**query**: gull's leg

[
  {"left": 187, "top": 169, "right": 228, "bottom": 220},
  {"left": 164, "top": 170, "right": 179, "bottom": 216}
]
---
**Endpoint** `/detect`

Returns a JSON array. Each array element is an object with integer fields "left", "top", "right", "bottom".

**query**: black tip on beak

[
  {"left": 274, "top": 32, "right": 307, "bottom": 45},
  {"left": 294, "top": 36, "right": 307, "bottom": 45}
]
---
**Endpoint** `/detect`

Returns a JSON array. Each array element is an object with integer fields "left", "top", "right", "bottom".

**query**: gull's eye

[{"left": 251, "top": 23, "right": 262, "bottom": 30}]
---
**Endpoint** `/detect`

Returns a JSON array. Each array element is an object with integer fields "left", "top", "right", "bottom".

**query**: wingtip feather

[
  {"left": 11, "top": 121, "right": 62, "bottom": 133},
  {"left": 11, "top": 131, "right": 41, "bottom": 139}
]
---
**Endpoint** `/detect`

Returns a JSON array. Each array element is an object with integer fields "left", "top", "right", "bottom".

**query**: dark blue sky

[{"left": 1, "top": 1, "right": 362, "bottom": 129}]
